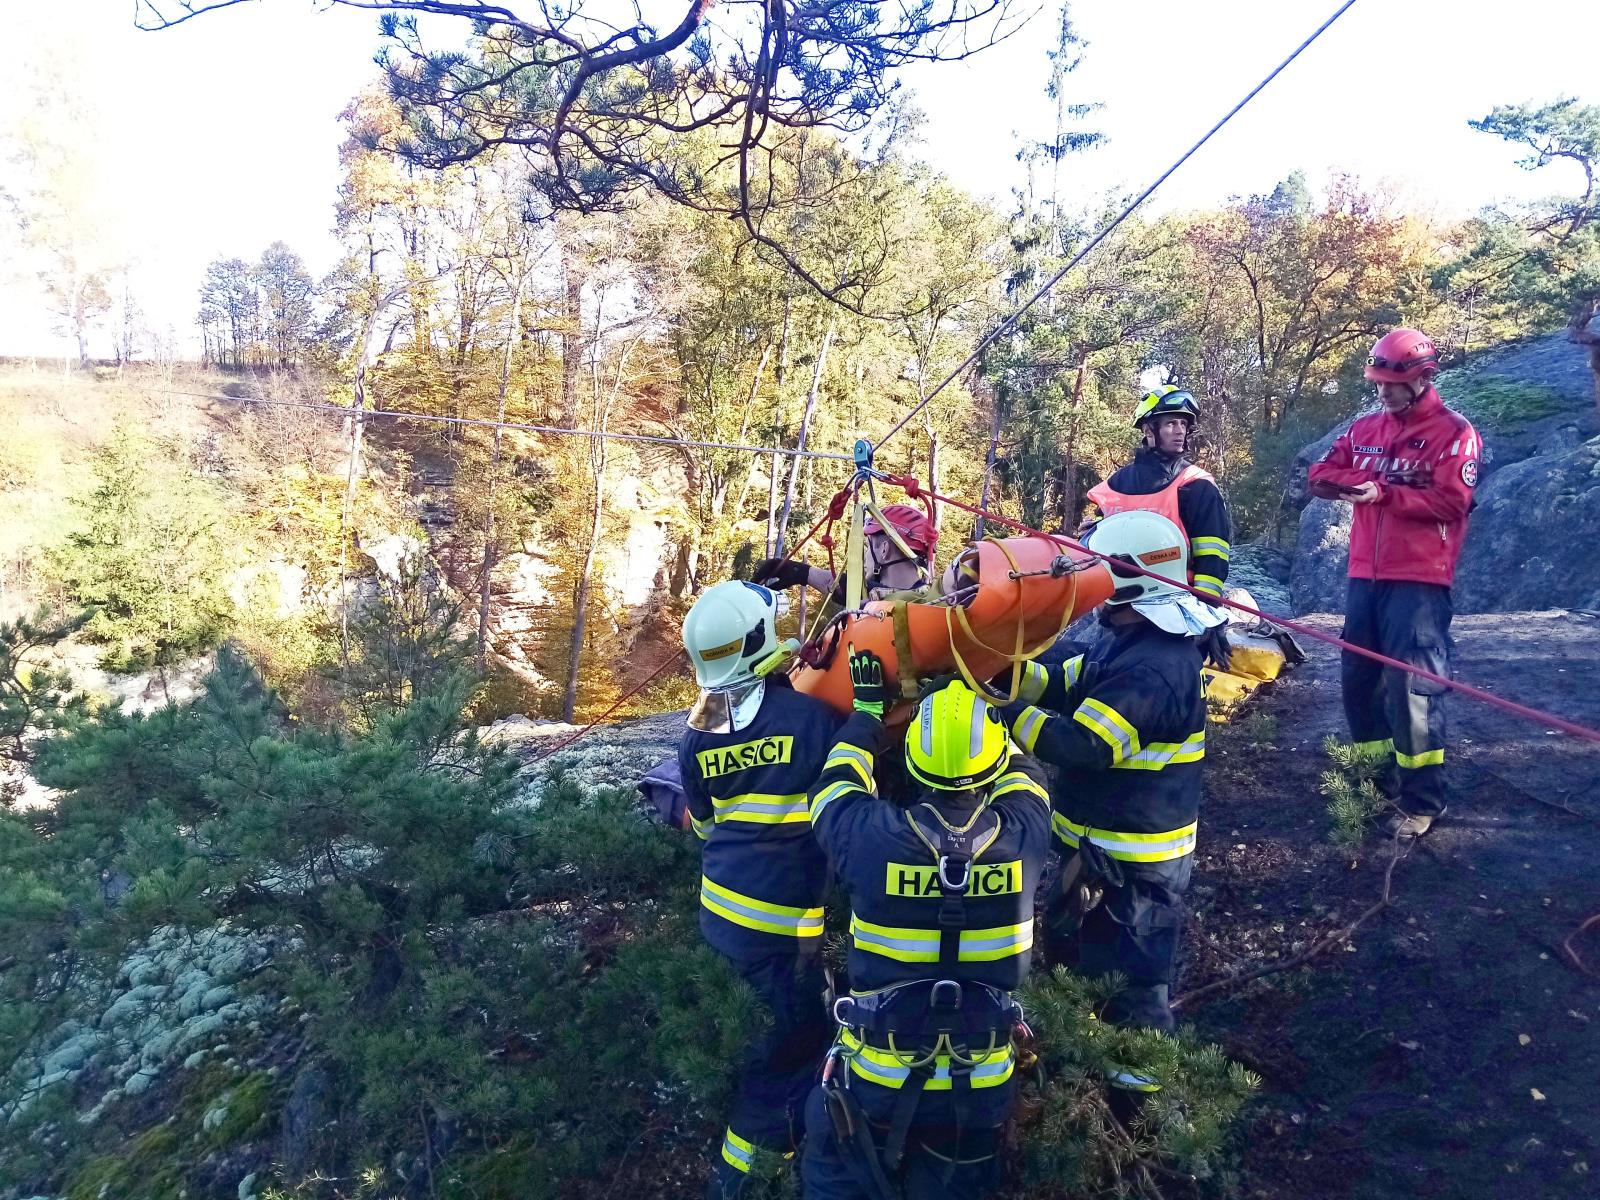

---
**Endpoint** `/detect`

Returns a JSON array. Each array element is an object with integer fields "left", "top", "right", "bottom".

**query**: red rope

[{"left": 881, "top": 474, "right": 1600, "bottom": 748}]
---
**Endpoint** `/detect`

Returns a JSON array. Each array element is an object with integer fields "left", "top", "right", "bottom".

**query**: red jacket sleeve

[
  {"left": 1377, "top": 421, "right": 1480, "bottom": 524},
  {"left": 1307, "top": 425, "right": 1368, "bottom": 492}
]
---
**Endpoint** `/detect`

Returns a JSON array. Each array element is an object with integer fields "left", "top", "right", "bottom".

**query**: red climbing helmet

[
  {"left": 1364, "top": 328, "right": 1439, "bottom": 385},
  {"left": 865, "top": 503, "right": 938, "bottom": 557}
]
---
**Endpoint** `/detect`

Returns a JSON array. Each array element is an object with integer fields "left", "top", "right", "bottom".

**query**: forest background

[{"left": 2, "top": 0, "right": 1599, "bottom": 1196}]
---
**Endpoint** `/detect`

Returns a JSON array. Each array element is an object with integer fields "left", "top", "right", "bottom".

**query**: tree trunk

[
  {"left": 731, "top": 343, "right": 774, "bottom": 521},
  {"left": 560, "top": 242, "right": 584, "bottom": 428},
  {"left": 562, "top": 324, "right": 637, "bottom": 721},
  {"left": 562, "top": 478, "right": 604, "bottom": 723},
  {"left": 766, "top": 300, "right": 794, "bottom": 555},
  {"left": 776, "top": 320, "right": 834, "bottom": 556},
  {"left": 477, "top": 261, "right": 524, "bottom": 675},
  {"left": 340, "top": 283, "right": 407, "bottom": 672},
  {"left": 765, "top": 457, "right": 782, "bottom": 558},
  {"left": 1063, "top": 352, "right": 1091, "bottom": 527},
  {"left": 976, "top": 387, "right": 1005, "bottom": 541}
]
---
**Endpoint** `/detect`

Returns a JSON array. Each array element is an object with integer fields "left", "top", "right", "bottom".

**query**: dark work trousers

[
  {"left": 1340, "top": 579, "right": 1453, "bottom": 818},
  {"left": 708, "top": 950, "right": 832, "bottom": 1199},
  {"left": 1073, "top": 853, "right": 1193, "bottom": 1035},
  {"left": 800, "top": 1080, "right": 1011, "bottom": 1200}
]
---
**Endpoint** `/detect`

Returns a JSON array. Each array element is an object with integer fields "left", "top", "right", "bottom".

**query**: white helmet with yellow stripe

[
  {"left": 683, "top": 580, "right": 780, "bottom": 690},
  {"left": 1087, "top": 511, "right": 1225, "bottom": 637}
]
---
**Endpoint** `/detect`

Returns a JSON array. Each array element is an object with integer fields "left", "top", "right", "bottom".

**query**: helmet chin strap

[{"left": 1387, "top": 379, "right": 1428, "bottom": 413}]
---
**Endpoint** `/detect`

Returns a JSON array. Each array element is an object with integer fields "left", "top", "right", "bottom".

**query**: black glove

[
  {"left": 848, "top": 646, "right": 889, "bottom": 717},
  {"left": 1199, "top": 624, "right": 1233, "bottom": 673},
  {"left": 751, "top": 557, "right": 811, "bottom": 589}
]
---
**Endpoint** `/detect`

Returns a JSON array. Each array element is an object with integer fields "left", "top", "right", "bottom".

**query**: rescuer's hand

[
  {"left": 847, "top": 645, "right": 889, "bottom": 718},
  {"left": 751, "top": 557, "right": 811, "bottom": 589},
  {"left": 1199, "top": 624, "right": 1233, "bottom": 673},
  {"left": 1346, "top": 481, "right": 1381, "bottom": 505},
  {"left": 1384, "top": 466, "right": 1431, "bottom": 490}
]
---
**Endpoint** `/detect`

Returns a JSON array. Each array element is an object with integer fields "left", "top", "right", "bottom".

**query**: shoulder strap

[{"left": 907, "top": 805, "right": 1001, "bottom": 968}]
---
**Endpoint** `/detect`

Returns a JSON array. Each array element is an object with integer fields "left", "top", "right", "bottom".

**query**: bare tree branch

[{"left": 134, "top": 0, "right": 1019, "bottom": 308}]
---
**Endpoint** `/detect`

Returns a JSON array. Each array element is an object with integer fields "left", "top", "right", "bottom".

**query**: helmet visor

[{"left": 687, "top": 679, "right": 766, "bottom": 734}]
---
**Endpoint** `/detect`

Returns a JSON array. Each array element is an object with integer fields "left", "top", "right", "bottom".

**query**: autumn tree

[
  {"left": 1184, "top": 175, "right": 1431, "bottom": 437},
  {"left": 257, "top": 240, "right": 317, "bottom": 366},
  {"left": 985, "top": 206, "right": 1185, "bottom": 531},
  {"left": 197, "top": 256, "right": 261, "bottom": 368},
  {"left": 2, "top": 48, "right": 122, "bottom": 366}
]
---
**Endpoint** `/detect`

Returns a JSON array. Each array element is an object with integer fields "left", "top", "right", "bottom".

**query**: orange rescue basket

[{"left": 790, "top": 534, "right": 1112, "bottom": 720}]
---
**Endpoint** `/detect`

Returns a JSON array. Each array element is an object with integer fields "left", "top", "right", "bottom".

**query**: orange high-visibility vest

[{"left": 1087, "top": 463, "right": 1215, "bottom": 545}]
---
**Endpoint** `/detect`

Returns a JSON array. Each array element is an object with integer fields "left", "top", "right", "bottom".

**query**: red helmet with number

[
  {"left": 1364, "top": 329, "right": 1439, "bottom": 385},
  {"left": 865, "top": 503, "right": 937, "bottom": 557}
]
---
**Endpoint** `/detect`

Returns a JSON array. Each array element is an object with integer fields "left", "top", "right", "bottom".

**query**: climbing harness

[{"left": 819, "top": 800, "right": 1031, "bottom": 1195}]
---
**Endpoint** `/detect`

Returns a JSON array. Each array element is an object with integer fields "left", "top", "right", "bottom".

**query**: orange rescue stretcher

[{"left": 790, "top": 535, "right": 1113, "bottom": 722}]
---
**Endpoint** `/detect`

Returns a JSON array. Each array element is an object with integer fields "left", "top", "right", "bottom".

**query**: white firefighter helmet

[
  {"left": 682, "top": 581, "right": 781, "bottom": 732},
  {"left": 1086, "top": 510, "right": 1225, "bottom": 636}
]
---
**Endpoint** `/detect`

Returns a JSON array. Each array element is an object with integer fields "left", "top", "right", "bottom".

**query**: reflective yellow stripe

[
  {"left": 988, "top": 770, "right": 1049, "bottom": 809},
  {"left": 1193, "top": 573, "right": 1224, "bottom": 596},
  {"left": 959, "top": 920, "right": 1034, "bottom": 961},
  {"left": 850, "top": 915, "right": 939, "bottom": 962},
  {"left": 1108, "top": 1066, "right": 1162, "bottom": 1093},
  {"left": 690, "top": 812, "right": 712, "bottom": 841},
  {"left": 720, "top": 1127, "right": 793, "bottom": 1172},
  {"left": 840, "top": 1029, "right": 1014, "bottom": 1090},
  {"left": 721, "top": 1128, "right": 755, "bottom": 1173},
  {"left": 826, "top": 745, "right": 875, "bottom": 790},
  {"left": 1018, "top": 660, "right": 1050, "bottom": 704},
  {"left": 1190, "top": 536, "right": 1231, "bottom": 558},
  {"left": 1063, "top": 655, "right": 1084, "bottom": 687},
  {"left": 849, "top": 915, "right": 1033, "bottom": 962},
  {"left": 1394, "top": 747, "right": 1444, "bottom": 769},
  {"left": 1073, "top": 698, "right": 1140, "bottom": 763},
  {"left": 1052, "top": 815, "right": 1197, "bottom": 862},
  {"left": 701, "top": 877, "right": 824, "bottom": 938},
  {"left": 712, "top": 791, "right": 809, "bottom": 824},
  {"left": 1011, "top": 706, "right": 1047, "bottom": 754},
  {"left": 1114, "top": 731, "right": 1205, "bottom": 771},
  {"left": 809, "top": 779, "right": 860, "bottom": 823}
]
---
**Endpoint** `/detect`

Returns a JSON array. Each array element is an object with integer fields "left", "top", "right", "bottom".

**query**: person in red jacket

[{"left": 1308, "top": 328, "right": 1481, "bottom": 837}]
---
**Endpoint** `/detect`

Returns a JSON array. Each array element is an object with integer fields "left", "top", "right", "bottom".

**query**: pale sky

[{"left": 2, "top": 0, "right": 1597, "bottom": 357}]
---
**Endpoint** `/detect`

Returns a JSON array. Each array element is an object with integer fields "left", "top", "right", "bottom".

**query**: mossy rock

[
  {"left": 1448, "top": 377, "right": 1567, "bottom": 426},
  {"left": 67, "top": 1124, "right": 185, "bottom": 1200},
  {"left": 202, "top": 1069, "right": 276, "bottom": 1148}
]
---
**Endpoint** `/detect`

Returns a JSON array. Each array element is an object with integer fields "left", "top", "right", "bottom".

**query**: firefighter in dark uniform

[
  {"left": 801, "top": 656, "right": 1053, "bottom": 1200},
  {"left": 1308, "top": 328, "right": 1480, "bottom": 838},
  {"left": 1088, "top": 385, "right": 1232, "bottom": 669},
  {"left": 1000, "top": 511, "right": 1221, "bottom": 1098},
  {"left": 678, "top": 580, "right": 843, "bottom": 1198}
]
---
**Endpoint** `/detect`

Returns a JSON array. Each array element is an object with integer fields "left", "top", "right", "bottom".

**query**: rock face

[
  {"left": 3, "top": 924, "right": 279, "bottom": 1126},
  {"left": 1289, "top": 334, "right": 1600, "bottom": 614},
  {"left": 1227, "top": 542, "right": 1294, "bottom": 617},
  {"left": 1291, "top": 499, "right": 1354, "bottom": 615},
  {"left": 1453, "top": 434, "right": 1600, "bottom": 613}
]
